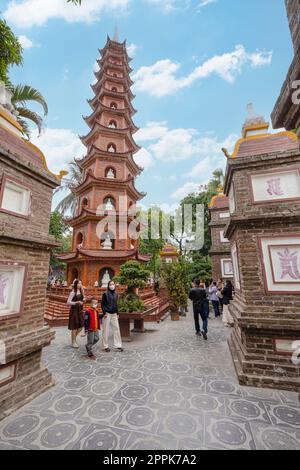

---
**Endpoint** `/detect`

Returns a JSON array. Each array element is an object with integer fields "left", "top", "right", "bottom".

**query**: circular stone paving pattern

[
  {"left": 191, "top": 395, "right": 219, "bottom": 412},
  {"left": 91, "top": 381, "right": 117, "bottom": 395},
  {"left": 148, "top": 373, "right": 172, "bottom": 386},
  {"left": 94, "top": 367, "right": 115, "bottom": 377},
  {"left": 144, "top": 360, "right": 164, "bottom": 371},
  {"left": 130, "top": 438, "right": 166, "bottom": 450},
  {"left": 209, "top": 380, "right": 236, "bottom": 395},
  {"left": 231, "top": 400, "right": 261, "bottom": 419},
  {"left": 178, "top": 376, "right": 203, "bottom": 389},
  {"left": 262, "top": 429, "right": 300, "bottom": 450},
  {"left": 69, "top": 364, "right": 93, "bottom": 374},
  {"left": 155, "top": 390, "right": 181, "bottom": 406},
  {"left": 41, "top": 423, "right": 76, "bottom": 448},
  {"left": 166, "top": 414, "right": 197, "bottom": 435},
  {"left": 126, "top": 407, "right": 155, "bottom": 427},
  {"left": 273, "top": 406, "right": 300, "bottom": 426},
  {"left": 88, "top": 402, "right": 117, "bottom": 420},
  {"left": 64, "top": 378, "right": 88, "bottom": 391},
  {"left": 82, "top": 431, "right": 118, "bottom": 450},
  {"left": 211, "top": 421, "right": 247, "bottom": 446},
  {"left": 3, "top": 416, "right": 39, "bottom": 438},
  {"left": 55, "top": 396, "right": 83, "bottom": 413},
  {"left": 121, "top": 385, "right": 149, "bottom": 400},
  {"left": 119, "top": 370, "right": 143, "bottom": 381},
  {"left": 168, "top": 363, "right": 189, "bottom": 374}
]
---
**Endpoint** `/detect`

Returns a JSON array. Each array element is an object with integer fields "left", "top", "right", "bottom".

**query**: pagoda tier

[
  {"left": 78, "top": 147, "right": 143, "bottom": 177},
  {"left": 80, "top": 126, "right": 140, "bottom": 155},
  {"left": 58, "top": 34, "right": 150, "bottom": 287}
]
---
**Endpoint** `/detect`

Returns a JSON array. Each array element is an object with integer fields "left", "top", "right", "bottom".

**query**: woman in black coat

[
  {"left": 101, "top": 280, "right": 123, "bottom": 352},
  {"left": 221, "top": 280, "right": 234, "bottom": 327}
]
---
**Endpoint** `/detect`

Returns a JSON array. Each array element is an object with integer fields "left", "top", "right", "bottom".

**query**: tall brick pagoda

[{"left": 59, "top": 33, "right": 149, "bottom": 287}]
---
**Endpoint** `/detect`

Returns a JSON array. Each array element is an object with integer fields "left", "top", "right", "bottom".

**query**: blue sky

[{"left": 1, "top": 0, "right": 293, "bottom": 212}]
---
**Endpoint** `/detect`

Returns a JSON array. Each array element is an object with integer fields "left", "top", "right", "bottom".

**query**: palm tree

[
  {"left": 11, "top": 84, "right": 48, "bottom": 137},
  {"left": 55, "top": 159, "right": 83, "bottom": 217}
]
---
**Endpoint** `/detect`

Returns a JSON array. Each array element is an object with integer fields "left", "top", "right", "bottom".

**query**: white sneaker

[{"left": 72, "top": 341, "right": 79, "bottom": 348}]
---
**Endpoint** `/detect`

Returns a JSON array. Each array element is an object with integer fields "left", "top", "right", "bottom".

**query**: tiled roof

[{"left": 233, "top": 132, "right": 299, "bottom": 158}]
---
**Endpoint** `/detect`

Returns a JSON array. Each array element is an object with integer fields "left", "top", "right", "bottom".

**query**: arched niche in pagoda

[
  {"left": 108, "top": 119, "right": 117, "bottom": 129},
  {"left": 75, "top": 232, "right": 84, "bottom": 248},
  {"left": 71, "top": 268, "right": 79, "bottom": 282},
  {"left": 105, "top": 167, "right": 116, "bottom": 179},
  {"left": 110, "top": 102, "right": 117, "bottom": 109},
  {"left": 107, "top": 143, "right": 117, "bottom": 153},
  {"left": 103, "top": 195, "right": 116, "bottom": 211},
  {"left": 100, "top": 230, "right": 116, "bottom": 250},
  {"left": 111, "top": 87, "right": 118, "bottom": 93},
  {"left": 81, "top": 196, "right": 89, "bottom": 209},
  {"left": 99, "top": 267, "right": 115, "bottom": 288}
]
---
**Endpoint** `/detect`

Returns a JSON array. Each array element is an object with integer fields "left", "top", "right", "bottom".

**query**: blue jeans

[{"left": 212, "top": 300, "right": 220, "bottom": 317}]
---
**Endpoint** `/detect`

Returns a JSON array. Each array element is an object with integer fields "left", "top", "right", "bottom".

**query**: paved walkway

[{"left": 0, "top": 311, "right": 300, "bottom": 450}]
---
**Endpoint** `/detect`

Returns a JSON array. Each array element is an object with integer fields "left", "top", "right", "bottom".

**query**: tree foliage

[
  {"left": 0, "top": 19, "right": 23, "bottom": 85},
  {"left": 55, "top": 158, "right": 83, "bottom": 216},
  {"left": 161, "top": 261, "right": 189, "bottom": 313},
  {"left": 49, "top": 211, "right": 71, "bottom": 269}
]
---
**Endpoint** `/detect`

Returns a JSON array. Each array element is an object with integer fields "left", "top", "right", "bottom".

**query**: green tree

[
  {"left": 116, "top": 261, "right": 150, "bottom": 313},
  {"left": 139, "top": 207, "right": 168, "bottom": 279},
  {"left": 161, "top": 261, "right": 189, "bottom": 317},
  {"left": 55, "top": 158, "right": 83, "bottom": 216},
  {"left": 0, "top": 19, "right": 23, "bottom": 86},
  {"left": 49, "top": 211, "right": 71, "bottom": 270},
  {"left": 0, "top": 19, "right": 48, "bottom": 137}
]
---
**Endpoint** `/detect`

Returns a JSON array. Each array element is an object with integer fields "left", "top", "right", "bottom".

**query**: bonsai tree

[
  {"left": 116, "top": 261, "right": 150, "bottom": 313},
  {"left": 161, "top": 261, "right": 189, "bottom": 321}
]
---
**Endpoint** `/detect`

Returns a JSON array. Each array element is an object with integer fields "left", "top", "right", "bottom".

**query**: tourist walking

[
  {"left": 217, "top": 278, "right": 224, "bottom": 312},
  {"left": 67, "top": 279, "right": 85, "bottom": 348},
  {"left": 83, "top": 297, "right": 105, "bottom": 359},
  {"left": 189, "top": 280, "right": 208, "bottom": 340},
  {"left": 101, "top": 280, "right": 124, "bottom": 352},
  {"left": 221, "top": 280, "right": 234, "bottom": 327},
  {"left": 209, "top": 281, "right": 221, "bottom": 318}
]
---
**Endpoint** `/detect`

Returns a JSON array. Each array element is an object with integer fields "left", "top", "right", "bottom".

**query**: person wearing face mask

[
  {"left": 84, "top": 297, "right": 105, "bottom": 359},
  {"left": 101, "top": 280, "right": 124, "bottom": 352}
]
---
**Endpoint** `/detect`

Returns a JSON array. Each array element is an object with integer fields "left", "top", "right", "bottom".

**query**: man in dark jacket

[{"left": 189, "top": 280, "right": 208, "bottom": 340}]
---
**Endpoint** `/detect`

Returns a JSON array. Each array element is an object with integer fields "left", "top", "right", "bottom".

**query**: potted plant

[
  {"left": 115, "top": 260, "right": 150, "bottom": 313},
  {"left": 161, "top": 261, "right": 188, "bottom": 321}
]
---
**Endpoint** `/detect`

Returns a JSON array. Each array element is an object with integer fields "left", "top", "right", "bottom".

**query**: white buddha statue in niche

[
  {"left": 104, "top": 198, "right": 115, "bottom": 210},
  {"left": 102, "top": 235, "right": 113, "bottom": 250},
  {"left": 101, "top": 270, "right": 111, "bottom": 288},
  {"left": 108, "top": 144, "right": 116, "bottom": 153},
  {"left": 107, "top": 168, "right": 115, "bottom": 179}
]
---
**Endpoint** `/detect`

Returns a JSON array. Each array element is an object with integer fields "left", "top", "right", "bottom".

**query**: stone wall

[{"left": 0, "top": 128, "right": 59, "bottom": 420}]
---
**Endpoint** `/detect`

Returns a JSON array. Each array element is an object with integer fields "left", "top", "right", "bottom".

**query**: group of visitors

[
  {"left": 67, "top": 279, "right": 123, "bottom": 359},
  {"left": 189, "top": 278, "right": 234, "bottom": 340}
]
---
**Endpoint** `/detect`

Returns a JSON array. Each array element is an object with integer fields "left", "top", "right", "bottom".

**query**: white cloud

[
  {"left": 134, "top": 147, "right": 154, "bottom": 170},
  {"left": 144, "top": 0, "right": 189, "bottom": 13},
  {"left": 135, "top": 121, "right": 169, "bottom": 142},
  {"left": 171, "top": 182, "right": 201, "bottom": 200},
  {"left": 4, "top": 0, "right": 130, "bottom": 28},
  {"left": 31, "top": 128, "right": 85, "bottom": 175},
  {"left": 127, "top": 43, "right": 140, "bottom": 58},
  {"left": 133, "top": 45, "right": 273, "bottom": 97},
  {"left": 197, "top": 0, "right": 216, "bottom": 8},
  {"left": 18, "top": 34, "right": 35, "bottom": 49}
]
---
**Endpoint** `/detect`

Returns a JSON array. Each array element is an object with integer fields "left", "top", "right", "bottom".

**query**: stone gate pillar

[
  {"left": 208, "top": 187, "right": 233, "bottom": 282},
  {"left": 223, "top": 112, "right": 300, "bottom": 392},
  {"left": 0, "top": 85, "right": 64, "bottom": 419}
]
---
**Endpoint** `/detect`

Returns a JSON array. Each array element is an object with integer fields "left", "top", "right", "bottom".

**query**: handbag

[{"left": 216, "top": 290, "right": 223, "bottom": 299}]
